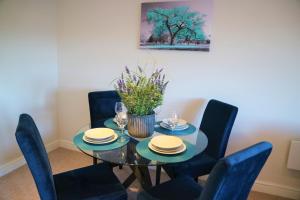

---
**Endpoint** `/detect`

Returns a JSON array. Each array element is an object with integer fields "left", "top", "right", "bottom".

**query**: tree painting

[
  {"left": 147, "top": 6, "right": 205, "bottom": 45},
  {"left": 140, "top": 0, "right": 212, "bottom": 51}
]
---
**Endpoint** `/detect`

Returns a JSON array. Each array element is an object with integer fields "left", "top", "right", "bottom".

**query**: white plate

[
  {"left": 160, "top": 122, "right": 189, "bottom": 131},
  {"left": 84, "top": 135, "right": 114, "bottom": 143},
  {"left": 150, "top": 142, "right": 185, "bottom": 153},
  {"left": 162, "top": 118, "right": 187, "bottom": 126},
  {"left": 84, "top": 128, "right": 115, "bottom": 141},
  {"left": 148, "top": 142, "right": 186, "bottom": 155},
  {"left": 85, "top": 134, "right": 114, "bottom": 142},
  {"left": 150, "top": 135, "right": 183, "bottom": 151},
  {"left": 83, "top": 132, "right": 118, "bottom": 144}
]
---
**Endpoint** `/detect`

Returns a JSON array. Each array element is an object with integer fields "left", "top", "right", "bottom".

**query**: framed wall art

[{"left": 140, "top": 0, "right": 213, "bottom": 51}]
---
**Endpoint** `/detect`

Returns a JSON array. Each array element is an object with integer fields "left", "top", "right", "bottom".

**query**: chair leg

[{"left": 156, "top": 165, "right": 161, "bottom": 185}]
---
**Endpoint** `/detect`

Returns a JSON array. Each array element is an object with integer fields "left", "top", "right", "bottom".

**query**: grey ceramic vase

[{"left": 127, "top": 113, "right": 155, "bottom": 138}]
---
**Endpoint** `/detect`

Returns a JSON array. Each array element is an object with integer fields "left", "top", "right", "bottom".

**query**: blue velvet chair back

[
  {"left": 15, "top": 114, "right": 57, "bottom": 200},
  {"left": 88, "top": 90, "right": 121, "bottom": 128},
  {"left": 199, "top": 142, "right": 272, "bottom": 200},
  {"left": 201, "top": 99, "right": 238, "bottom": 159}
]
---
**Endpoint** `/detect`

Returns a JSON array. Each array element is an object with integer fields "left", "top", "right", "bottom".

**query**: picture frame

[{"left": 140, "top": 0, "right": 213, "bottom": 51}]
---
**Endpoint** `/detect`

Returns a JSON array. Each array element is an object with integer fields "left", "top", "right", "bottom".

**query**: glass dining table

[{"left": 73, "top": 119, "right": 208, "bottom": 190}]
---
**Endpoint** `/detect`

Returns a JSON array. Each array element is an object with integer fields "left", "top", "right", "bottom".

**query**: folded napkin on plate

[{"left": 161, "top": 118, "right": 188, "bottom": 130}]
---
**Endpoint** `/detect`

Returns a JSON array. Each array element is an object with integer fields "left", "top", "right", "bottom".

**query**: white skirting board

[
  {"left": 0, "top": 140, "right": 60, "bottom": 177},
  {"left": 59, "top": 139, "right": 79, "bottom": 151},
  {"left": 252, "top": 180, "right": 300, "bottom": 200},
  {"left": 1, "top": 139, "right": 300, "bottom": 200}
]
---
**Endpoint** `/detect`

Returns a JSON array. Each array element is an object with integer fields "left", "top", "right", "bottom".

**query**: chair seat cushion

[
  {"left": 138, "top": 176, "right": 203, "bottom": 200},
  {"left": 163, "top": 153, "right": 217, "bottom": 178},
  {"left": 53, "top": 163, "right": 127, "bottom": 200}
]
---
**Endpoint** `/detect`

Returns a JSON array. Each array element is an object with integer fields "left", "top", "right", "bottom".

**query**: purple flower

[
  {"left": 138, "top": 65, "right": 143, "bottom": 73},
  {"left": 125, "top": 66, "right": 130, "bottom": 75},
  {"left": 162, "top": 81, "right": 169, "bottom": 92},
  {"left": 133, "top": 74, "right": 137, "bottom": 82},
  {"left": 115, "top": 66, "right": 168, "bottom": 96}
]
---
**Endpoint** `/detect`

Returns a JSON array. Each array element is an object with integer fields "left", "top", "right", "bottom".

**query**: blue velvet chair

[
  {"left": 88, "top": 90, "right": 123, "bottom": 166},
  {"left": 162, "top": 99, "right": 238, "bottom": 181},
  {"left": 138, "top": 141, "right": 272, "bottom": 200},
  {"left": 88, "top": 90, "right": 121, "bottom": 128},
  {"left": 15, "top": 114, "right": 127, "bottom": 200}
]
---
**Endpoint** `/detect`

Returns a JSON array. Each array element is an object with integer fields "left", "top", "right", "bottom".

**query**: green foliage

[
  {"left": 147, "top": 6, "right": 206, "bottom": 45},
  {"left": 115, "top": 66, "right": 168, "bottom": 116}
]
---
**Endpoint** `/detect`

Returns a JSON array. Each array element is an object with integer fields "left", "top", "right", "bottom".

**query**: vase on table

[
  {"left": 114, "top": 66, "right": 168, "bottom": 138},
  {"left": 127, "top": 113, "right": 155, "bottom": 138}
]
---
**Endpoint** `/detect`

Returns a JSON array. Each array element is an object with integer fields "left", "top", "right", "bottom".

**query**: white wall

[
  {"left": 57, "top": 0, "right": 300, "bottom": 198},
  {"left": 0, "top": 0, "right": 58, "bottom": 171}
]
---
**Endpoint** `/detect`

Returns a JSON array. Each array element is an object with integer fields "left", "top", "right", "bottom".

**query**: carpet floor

[{"left": 0, "top": 148, "right": 292, "bottom": 200}]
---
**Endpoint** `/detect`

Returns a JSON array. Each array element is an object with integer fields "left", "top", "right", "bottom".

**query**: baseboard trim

[
  {"left": 0, "top": 156, "right": 26, "bottom": 177},
  {"left": 47, "top": 140, "right": 60, "bottom": 152},
  {"left": 252, "top": 180, "right": 300, "bottom": 200},
  {"left": 0, "top": 140, "right": 60, "bottom": 177},
  {"left": 59, "top": 139, "right": 79, "bottom": 152}
]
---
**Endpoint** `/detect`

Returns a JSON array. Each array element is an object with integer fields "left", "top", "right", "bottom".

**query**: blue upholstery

[
  {"left": 138, "top": 142, "right": 272, "bottom": 200},
  {"left": 138, "top": 176, "right": 202, "bottom": 200},
  {"left": 15, "top": 114, "right": 127, "bottom": 200},
  {"left": 88, "top": 91, "right": 121, "bottom": 128},
  {"left": 15, "top": 114, "right": 56, "bottom": 200},
  {"left": 199, "top": 142, "right": 272, "bottom": 200},
  {"left": 163, "top": 99, "right": 238, "bottom": 179},
  {"left": 54, "top": 163, "right": 127, "bottom": 200}
]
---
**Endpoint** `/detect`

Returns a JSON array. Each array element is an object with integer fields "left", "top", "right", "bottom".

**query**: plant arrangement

[{"left": 115, "top": 66, "right": 168, "bottom": 116}]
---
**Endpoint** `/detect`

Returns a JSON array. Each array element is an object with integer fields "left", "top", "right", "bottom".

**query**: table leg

[
  {"left": 130, "top": 165, "right": 152, "bottom": 190},
  {"left": 122, "top": 172, "right": 136, "bottom": 188},
  {"left": 156, "top": 165, "right": 161, "bottom": 185}
]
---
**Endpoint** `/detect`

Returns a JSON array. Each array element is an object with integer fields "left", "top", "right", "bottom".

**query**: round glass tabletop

[{"left": 73, "top": 123, "right": 208, "bottom": 166}]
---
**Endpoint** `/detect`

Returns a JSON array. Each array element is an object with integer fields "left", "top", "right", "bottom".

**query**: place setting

[
  {"left": 83, "top": 128, "right": 118, "bottom": 144},
  {"left": 136, "top": 134, "right": 196, "bottom": 163},
  {"left": 73, "top": 126, "right": 130, "bottom": 151},
  {"left": 155, "top": 112, "right": 197, "bottom": 135},
  {"left": 148, "top": 135, "right": 186, "bottom": 154}
]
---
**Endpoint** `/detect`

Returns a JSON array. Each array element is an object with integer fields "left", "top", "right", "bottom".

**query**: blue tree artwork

[{"left": 140, "top": 0, "right": 212, "bottom": 51}]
